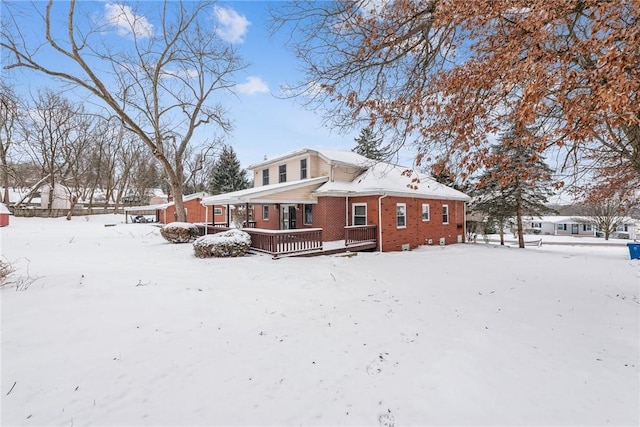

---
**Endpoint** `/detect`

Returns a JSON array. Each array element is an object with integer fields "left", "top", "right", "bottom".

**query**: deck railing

[
  {"left": 196, "top": 224, "right": 376, "bottom": 257},
  {"left": 345, "top": 224, "right": 377, "bottom": 247},
  {"left": 243, "top": 228, "right": 323, "bottom": 257}
]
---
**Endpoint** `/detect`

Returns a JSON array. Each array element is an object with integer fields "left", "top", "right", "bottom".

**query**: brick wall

[
  {"left": 347, "top": 195, "right": 465, "bottom": 251},
  {"left": 315, "top": 197, "right": 347, "bottom": 241},
  {"left": 164, "top": 199, "right": 209, "bottom": 224}
]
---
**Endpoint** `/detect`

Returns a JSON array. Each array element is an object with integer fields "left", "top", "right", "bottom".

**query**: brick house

[
  {"left": 125, "top": 192, "right": 227, "bottom": 225},
  {"left": 202, "top": 148, "right": 470, "bottom": 252}
]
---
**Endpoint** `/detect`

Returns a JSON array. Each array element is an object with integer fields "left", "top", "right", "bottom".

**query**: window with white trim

[
  {"left": 421, "top": 204, "right": 430, "bottom": 221},
  {"left": 442, "top": 204, "right": 449, "bottom": 224},
  {"left": 262, "top": 205, "right": 269, "bottom": 221},
  {"left": 300, "top": 159, "right": 307, "bottom": 179},
  {"left": 278, "top": 165, "right": 287, "bottom": 183},
  {"left": 531, "top": 222, "right": 542, "bottom": 228},
  {"left": 352, "top": 203, "right": 367, "bottom": 226},
  {"left": 557, "top": 224, "right": 567, "bottom": 231},
  {"left": 214, "top": 207, "right": 222, "bottom": 215},
  {"left": 262, "top": 169, "right": 269, "bottom": 185},
  {"left": 582, "top": 224, "right": 592, "bottom": 232},
  {"left": 396, "top": 203, "right": 406, "bottom": 228}
]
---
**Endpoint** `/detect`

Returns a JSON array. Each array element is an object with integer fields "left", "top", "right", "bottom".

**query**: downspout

[
  {"left": 378, "top": 193, "right": 388, "bottom": 252},
  {"left": 463, "top": 201, "right": 467, "bottom": 242},
  {"left": 345, "top": 196, "right": 349, "bottom": 226},
  {"left": 204, "top": 203, "right": 209, "bottom": 235}
]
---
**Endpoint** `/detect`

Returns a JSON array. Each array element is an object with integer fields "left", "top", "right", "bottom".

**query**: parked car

[{"left": 132, "top": 215, "right": 153, "bottom": 223}]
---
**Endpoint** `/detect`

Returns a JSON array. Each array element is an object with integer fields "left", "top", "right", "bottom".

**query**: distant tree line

[{"left": 0, "top": 85, "right": 249, "bottom": 211}]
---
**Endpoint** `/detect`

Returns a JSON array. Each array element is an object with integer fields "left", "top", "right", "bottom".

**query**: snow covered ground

[{"left": 1, "top": 215, "right": 638, "bottom": 426}]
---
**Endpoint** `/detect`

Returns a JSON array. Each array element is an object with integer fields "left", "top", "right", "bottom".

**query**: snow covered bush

[
  {"left": 160, "top": 222, "right": 199, "bottom": 243},
  {"left": 193, "top": 229, "right": 251, "bottom": 258}
]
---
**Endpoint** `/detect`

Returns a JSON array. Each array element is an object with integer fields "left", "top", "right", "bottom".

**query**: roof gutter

[{"left": 378, "top": 193, "right": 388, "bottom": 252}]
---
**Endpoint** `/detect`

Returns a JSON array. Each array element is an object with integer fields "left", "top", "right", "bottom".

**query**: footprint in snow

[
  {"left": 366, "top": 353, "right": 389, "bottom": 376},
  {"left": 379, "top": 412, "right": 395, "bottom": 427}
]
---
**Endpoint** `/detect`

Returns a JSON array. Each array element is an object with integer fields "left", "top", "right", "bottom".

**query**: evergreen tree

[
  {"left": 208, "top": 145, "right": 250, "bottom": 195},
  {"left": 352, "top": 127, "right": 388, "bottom": 160},
  {"left": 471, "top": 126, "right": 556, "bottom": 248}
]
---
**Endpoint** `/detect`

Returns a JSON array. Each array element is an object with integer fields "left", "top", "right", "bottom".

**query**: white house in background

[
  {"left": 40, "top": 183, "right": 73, "bottom": 209},
  {"left": 523, "top": 215, "right": 639, "bottom": 240}
]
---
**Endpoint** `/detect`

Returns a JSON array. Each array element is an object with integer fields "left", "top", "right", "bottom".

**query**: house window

[
  {"left": 617, "top": 224, "right": 629, "bottom": 232},
  {"left": 557, "top": 224, "right": 567, "bottom": 231},
  {"left": 396, "top": 203, "right": 406, "bottom": 228},
  {"left": 300, "top": 159, "right": 307, "bottom": 180},
  {"left": 582, "top": 224, "right": 592, "bottom": 232},
  {"left": 214, "top": 207, "right": 222, "bottom": 215},
  {"left": 531, "top": 222, "right": 542, "bottom": 229},
  {"left": 262, "top": 205, "right": 269, "bottom": 221},
  {"left": 442, "top": 204, "right": 449, "bottom": 224},
  {"left": 279, "top": 165, "right": 287, "bottom": 183},
  {"left": 262, "top": 169, "right": 269, "bottom": 186},
  {"left": 421, "top": 204, "right": 430, "bottom": 221},
  {"left": 352, "top": 203, "right": 367, "bottom": 226},
  {"left": 304, "top": 204, "right": 313, "bottom": 225}
]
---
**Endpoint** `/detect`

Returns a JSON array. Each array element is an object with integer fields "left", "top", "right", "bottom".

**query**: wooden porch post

[
  {"left": 226, "top": 204, "right": 230, "bottom": 227},
  {"left": 245, "top": 202, "right": 250, "bottom": 228}
]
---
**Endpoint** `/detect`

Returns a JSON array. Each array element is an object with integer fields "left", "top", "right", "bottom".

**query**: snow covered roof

[
  {"left": 247, "top": 148, "right": 373, "bottom": 169},
  {"left": 315, "top": 162, "right": 470, "bottom": 201},
  {"left": 201, "top": 177, "right": 329, "bottom": 205},
  {"left": 123, "top": 192, "right": 210, "bottom": 212}
]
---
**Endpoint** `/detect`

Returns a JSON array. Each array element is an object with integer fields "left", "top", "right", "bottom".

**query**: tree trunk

[
  {"left": 1, "top": 154, "right": 10, "bottom": 204},
  {"left": 171, "top": 182, "right": 186, "bottom": 222},
  {"left": 516, "top": 191, "right": 525, "bottom": 249}
]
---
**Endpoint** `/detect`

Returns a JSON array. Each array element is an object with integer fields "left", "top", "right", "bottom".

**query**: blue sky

[{"left": 1, "top": 1, "right": 376, "bottom": 168}]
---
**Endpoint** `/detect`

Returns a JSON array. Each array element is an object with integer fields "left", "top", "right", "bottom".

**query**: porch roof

[
  {"left": 315, "top": 163, "right": 471, "bottom": 201},
  {"left": 201, "top": 176, "right": 329, "bottom": 205}
]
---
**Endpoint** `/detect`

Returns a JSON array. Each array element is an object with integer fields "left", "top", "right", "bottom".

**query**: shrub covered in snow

[
  {"left": 160, "top": 222, "right": 199, "bottom": 243},
  {"left": 193, "top": 229, "right": 251, "bottom": 258}
]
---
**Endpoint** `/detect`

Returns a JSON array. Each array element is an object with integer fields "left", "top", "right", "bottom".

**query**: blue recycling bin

[{"left": 627, "top": 243, "right": 640, "bottom": 260}]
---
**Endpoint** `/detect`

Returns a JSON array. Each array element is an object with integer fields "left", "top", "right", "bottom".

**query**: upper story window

[
  {"left": 396, "top": 203, "right": 406, "bottom": 228},
  {"left": 442, "top": 204, "right": 449, "bottom": 224},
  {"left": 300, "top": 159, "right": 307, "bottom": 179},
  {"left": 262, "top": 169, "right": 269, "bottom": 186},
  {"left": 352, "top": 203, "right": 367, "bottom": 226},
  {"left": 279, "top": 165, "right": 287, "bottom": 183}
]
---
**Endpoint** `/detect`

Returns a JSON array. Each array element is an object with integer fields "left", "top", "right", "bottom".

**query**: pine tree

[
  {"left": 471, "top": 126, "right": 556, "bottom": 248},
  {"left": 208, "top": 145, "right": 250, "bottom": 195},
  {"left": 352, "top": 127, "right": 388, "bottom": 160}
]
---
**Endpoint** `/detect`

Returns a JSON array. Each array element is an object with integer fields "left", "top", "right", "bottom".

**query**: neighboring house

[
  {"left": 125, "top": 192, "right": 224, "bottom": 224},
  {"left": 523, "top": 215, "right": 639, "bottom": 239},
  {"left": 40, "top": 183, "right": 73, "bottom": 209},
  {"left": 201, "top": 148, "right": 470, "bottom": 252}
]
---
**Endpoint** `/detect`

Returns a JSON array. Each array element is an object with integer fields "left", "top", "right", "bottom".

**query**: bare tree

[
  {"left": 20, "top": 90, "right": 82, "bottom": 213},
  {"left": 1, "top": 0, "right": 246, "bottom": 221},
  {"left": 575, "top": 186, "right": 636, "bottom": 241},
  {"left": 0, "top": 83, "right": 22, "bottom": 204}
]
